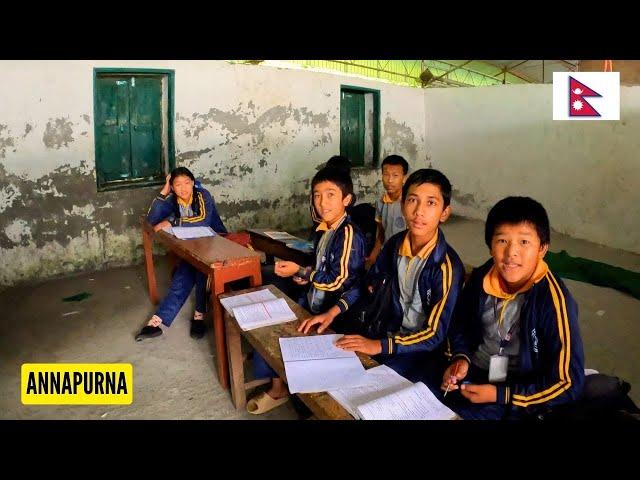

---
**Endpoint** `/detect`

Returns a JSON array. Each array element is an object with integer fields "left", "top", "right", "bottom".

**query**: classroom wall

[
  {"left": 0, "top": 61, "right": 427, "bottom": 286},
  {"left": 425, "top": 83, "right": 640, "bottom": 254}
]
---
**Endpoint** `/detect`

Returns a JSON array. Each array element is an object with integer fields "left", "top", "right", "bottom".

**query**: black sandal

[{"left": 135, "top": 325, "right": 162, "bottom": 341}]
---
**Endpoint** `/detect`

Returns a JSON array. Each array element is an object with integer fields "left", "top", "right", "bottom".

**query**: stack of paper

[
  {"left": 220, "top": 289, "right": 297, "bottom": 331},
  {"left": 329, "top": 365, "right": 458, "bottom": 420},
  {"left": 359, "top": 383, "right": 457, "bottom": 420},
  {"left": 328, "top": 365, "right": 413, "bottom": 419},
  {"left": 279, "top": 334, "right": 374, "bottom": 394}
]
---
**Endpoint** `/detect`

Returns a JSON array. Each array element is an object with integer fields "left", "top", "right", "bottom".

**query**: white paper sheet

[
  {"left": 219, "top": 289, "right": 278, "bottom": 312},
  {"left": 355, "top": 382, "right": 457, "bottom": 420},
  {"left": 279, "top": 334, "right": 353, "bottom": 362},
  {"left": 232, "top": 298, "right": 297, "bottom": 331},
  {"left": 169, "top": 226, "right": 216, "bottom": 239},
  {"left": 263, "top": 231, "right": 298, "bottom": 241},
  {"left": 284, "top": 357, "right": 374, "bottom": 394},
  {"left": 328, "top": 365, "right": 413, "bottom": 419}
]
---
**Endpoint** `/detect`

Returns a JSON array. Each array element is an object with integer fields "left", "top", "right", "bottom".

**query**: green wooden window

[
  {"left": 93, "top": 69, "right": 175, "bottom": 191},
  {"left": 340, "top": 85, "right": 380, "bottom": 167}
]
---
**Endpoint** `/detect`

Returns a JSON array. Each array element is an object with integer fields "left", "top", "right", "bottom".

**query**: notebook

[
  {"left": 278, "top": 334, "right": 374, "bottom": 394},
  {"left": 329, "top": 365, "right": 458, "bottom": 420},
  {"left": 220, "top": 289, "right": 297, "bottom": 331}
]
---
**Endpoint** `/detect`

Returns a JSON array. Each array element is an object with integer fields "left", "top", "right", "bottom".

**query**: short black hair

[
  {"left": 402, "top": 168, "right": 452, "bottom": 207},
  {"left": 381, "top": 155, "right": 409, "bottom": 175},
  {"left": 312, "top": 166, "right": 354, "bottom": 200},
  {"left": 170, "top": 166, "right": 195, "bottom": 184},
  {"left": 325, "top": 155, "right": 352, "bottom": 173},
  {"left": 484, "top": 196, "right": 551, "bottom": 248}
]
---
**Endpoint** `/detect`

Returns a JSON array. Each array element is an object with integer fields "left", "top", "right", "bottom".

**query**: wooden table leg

[
  {"left": 142, "top": 227, "right": 159, "bottom": 305},
  {"left": 249, "top": 259, "right": 262, "bottom": 287},
  {"left": 211, "top": 278, "right": 229, "bottom": 389},
  {"left": 225, "top": 316, "right": 246, "bottom": 410}
]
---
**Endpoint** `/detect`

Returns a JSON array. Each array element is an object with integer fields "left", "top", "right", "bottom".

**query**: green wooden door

[
  {"left": 340, "top": 90, "right": 365, "bottom": 166},
  {"left": 95, "top": 75, "right": 163, "bottom": 186},
  {"left": 95, "top": 77, "right": 132, "bottom": 184},
  {"left": 130, "top": 76, "right": 162, "bottom": 179}
]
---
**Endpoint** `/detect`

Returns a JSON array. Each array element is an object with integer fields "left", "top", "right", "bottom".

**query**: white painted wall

[
  {"left": 0, "top": 60, "right": 427, "bottom": 286},
  {"left": 4, "top": 60, "right": 636, "bottom": 287},
  {"left": 425, "top": 84, "right": 640, "bottom": 254}
]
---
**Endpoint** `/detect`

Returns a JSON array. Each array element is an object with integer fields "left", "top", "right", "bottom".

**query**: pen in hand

[{"left": 443, "top": 362, "right": 461, "bottom": 398}]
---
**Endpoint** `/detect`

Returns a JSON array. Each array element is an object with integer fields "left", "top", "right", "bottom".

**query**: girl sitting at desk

[{"left": 136, "top": 167, "right": 227, "bottom": 342}]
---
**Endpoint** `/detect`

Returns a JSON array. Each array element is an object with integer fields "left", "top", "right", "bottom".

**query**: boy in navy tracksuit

[
  {"left": 136, "top": 167, "right": 227, "bottom": 341},
  {"left": 441, "top": 196, "right": 585, "bottom": 420},
  {"left": 333, "top": 169, "right": 465, "bottom": 383},
  {"left": 246, "top": 166, "right": 367, "bottom": 414}
]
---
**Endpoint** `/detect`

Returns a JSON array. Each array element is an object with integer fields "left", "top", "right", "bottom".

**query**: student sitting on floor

[
  {"left": 316, "top": 168, "right": 466, "bottom": 384},
  {"left": 440, "top": 196, "right": 585, "bottom": 420},
  {"left": 246, "top": 165, "right": 367, "bottom": 414},
  {"left": 135, "top": 167, "right": 227, "bottom": 342}
]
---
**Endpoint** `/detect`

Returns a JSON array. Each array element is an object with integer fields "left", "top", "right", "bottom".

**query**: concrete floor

[{"left": 1, "top": 216, "right": 638, "bottom": 419}]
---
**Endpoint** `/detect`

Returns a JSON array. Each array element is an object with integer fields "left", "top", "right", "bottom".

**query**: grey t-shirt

[
  {"left": 375, "top": 195, "right": 406, "bottom": 243},
  {"left": 397, "top": 254, "right": 430, "bottom": 334},
  {"left": 472, "top": 294, "right": 525, "bottom": 372}
]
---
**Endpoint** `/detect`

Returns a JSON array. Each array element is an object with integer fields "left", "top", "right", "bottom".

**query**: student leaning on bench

[
  {"left": 307, "top": 168, "right": 466, "bottom": 385},
  {"left": 246, "top": 165, "right": 368, "bottom": 415}
]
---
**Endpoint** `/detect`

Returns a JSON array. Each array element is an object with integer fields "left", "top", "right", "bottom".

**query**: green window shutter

[
  {"left": 340, "top": 90, "right": 365, "bottom": 166},
  {"left": 129, "top": 76, "right": 162, "bottom": 179},
  {"left": 95, "top": 77, "right": 132, "bottom": 184}
]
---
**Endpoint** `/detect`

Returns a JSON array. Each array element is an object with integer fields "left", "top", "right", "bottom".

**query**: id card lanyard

[
  {"left": 493, "top": 296, "right": 519, "bottom": 356},
  {"left": 489, "top": 296, "right": 518, "bottom": 382}
]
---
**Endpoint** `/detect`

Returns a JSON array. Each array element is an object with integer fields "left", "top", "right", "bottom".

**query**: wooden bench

[{"left": 222, "top": 284, "right": 377, "bottom": 420}]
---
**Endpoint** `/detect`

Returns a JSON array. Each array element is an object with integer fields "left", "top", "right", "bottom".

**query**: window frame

[
  {"left": 93, "top": 68, "right": 176, "bottom": 192},
  {"left": 339, "top": 84, "right": 380, "bottom": 169}
]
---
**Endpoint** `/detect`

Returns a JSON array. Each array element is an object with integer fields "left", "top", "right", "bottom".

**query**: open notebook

[
  {"left": 219, "top": 289, "right": 297, "bottom": 331},
  {"left": 329, "top": 365, "right": 458, "bottom": 420},
  {"left": 279, "top": 334, "right": 374, "bottom": 394}
]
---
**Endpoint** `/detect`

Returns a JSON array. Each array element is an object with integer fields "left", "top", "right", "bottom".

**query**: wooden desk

[
  {"left": 141, "top": 219, "right": 263, "bottom": 389},
  {"left": 221, "top": 284, "right": 377, "bottom": 420},
  {"left": 246, "top": 229, "right": 314, "bottom": 267}
]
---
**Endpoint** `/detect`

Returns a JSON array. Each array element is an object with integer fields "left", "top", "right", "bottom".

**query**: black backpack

[
  {"left": 348, "top": 203, "right": 377, "bottom": 257},
  {"left": 338, "top": 273, "right": 400, "bottom": 339},
  {"left": 537, "top": 374, "right": 640, "bottom": 421}
]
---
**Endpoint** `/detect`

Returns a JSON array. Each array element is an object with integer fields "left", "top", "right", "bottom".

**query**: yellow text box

[{"left": 22, "top": 363, "right": 133, "bottom": 405}]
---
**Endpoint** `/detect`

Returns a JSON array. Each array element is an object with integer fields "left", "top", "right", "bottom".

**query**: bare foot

[{"left": 266, "top": 378, "right": 289, "bottom": 399}]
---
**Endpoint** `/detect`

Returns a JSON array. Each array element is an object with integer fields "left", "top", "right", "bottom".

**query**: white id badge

[{"left": 489, "top": 354, "right": 508, "bottom": 382}]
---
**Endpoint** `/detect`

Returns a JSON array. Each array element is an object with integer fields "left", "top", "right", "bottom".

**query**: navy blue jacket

[
  {"left": 449, "top": 259, "right": 585, "bottom": 413},
  {"left": 147, "top": 185, "right": 227, "bottom": 233},
  {"left": 299, "top": 214, "right": 367, "bottom": 314},
  {"left": 368, "top": 229, "right": 465, "bottom": 356}
]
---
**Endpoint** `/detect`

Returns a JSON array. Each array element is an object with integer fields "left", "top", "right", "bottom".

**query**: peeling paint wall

[
  {"left": 0, "top": 61, "right": 426, "bottom": 286},
  {"left": 425, "top": 84, "right": 640, "bottom": 254}
]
